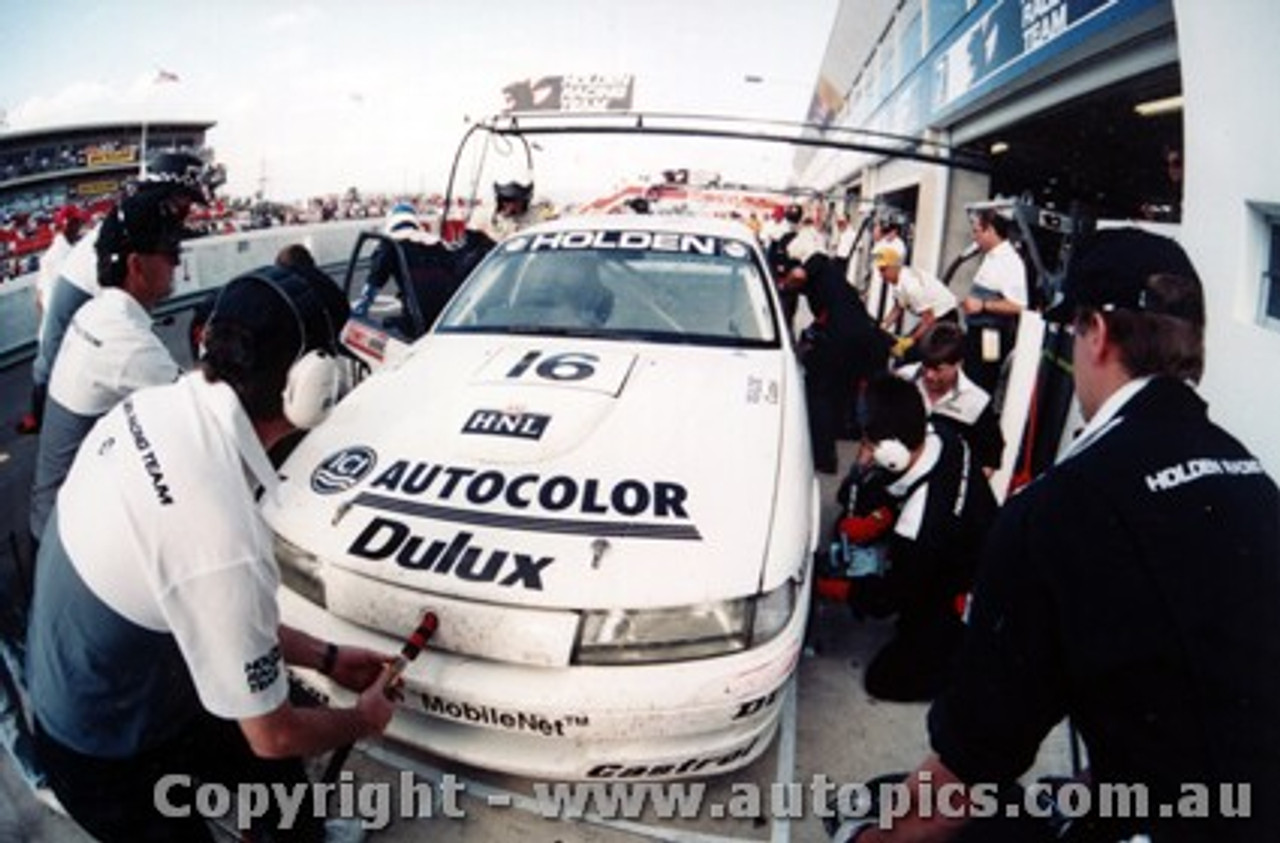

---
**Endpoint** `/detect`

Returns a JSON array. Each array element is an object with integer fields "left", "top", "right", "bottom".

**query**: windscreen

[{"left": 435, "top": 229, "right": 779, "bottom": 346}]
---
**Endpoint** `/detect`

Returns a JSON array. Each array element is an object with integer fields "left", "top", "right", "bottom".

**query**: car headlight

[
  {"left": 574, "top": 579, "right": 798, "bottom": 665},
  {"left": 274, "top": 532, "right": 328, "bottom": 608},
  {"left": 752, "top": 578, "right": 797, "bottom": 642}
]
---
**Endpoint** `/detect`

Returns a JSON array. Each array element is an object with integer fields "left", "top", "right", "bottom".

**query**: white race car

[{"left": 263, "top": 214, "right": 819, "bottom": 780}]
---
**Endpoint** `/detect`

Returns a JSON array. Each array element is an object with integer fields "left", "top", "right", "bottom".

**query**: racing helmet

[
  {"left": 494, "top": 180, "right": 533, "bottom": 205},
  {"left": 384, "top": 202, "right": 422, "bottom": 238}
]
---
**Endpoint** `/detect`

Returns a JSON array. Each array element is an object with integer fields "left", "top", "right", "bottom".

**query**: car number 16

[{"left": 506, "top": 350, "right": 599, "bottom": 382}]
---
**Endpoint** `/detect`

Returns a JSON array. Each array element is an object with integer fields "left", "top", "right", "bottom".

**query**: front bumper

[{"left": 280, "top": 585, "right": 805, "bottom": 780}]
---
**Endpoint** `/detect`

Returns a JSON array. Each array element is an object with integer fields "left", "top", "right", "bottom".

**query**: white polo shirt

[
  {"left": 28, "top": 373, "right": 289, "bottom": 756},
  {"left": 891, "top": 266, "right": 958, "bottom": 320},
  {"left": 47, "top": 288, "right": 179, "bottom": 415},
  {"left": 972, "top": 240, "right": 1028, "bottom": 306},
  {"left": 32, "top": 226, "right": 101, "bottom": 385},
  {"left": 36, "top": 233, "right": 76, "bottom": 341},
  {"left": 30, "top": 288, "right": 180, "bottom": 539},
  {"left": 56, "top": 225, "right": 101, "bottom": 296}
]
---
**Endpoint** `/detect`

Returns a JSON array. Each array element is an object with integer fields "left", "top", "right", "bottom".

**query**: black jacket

[
  {"left": 885, "top": 427, "right": 997, "bottom": 625},
  {"left": 369, "top": 238, "right": 463, "bottom": 338},
  {"left": 930, "top": 378, "right": 1280, "bottom": 842},
  {"left": 800, "top": 254, "right": 888, "bottom": 384}
]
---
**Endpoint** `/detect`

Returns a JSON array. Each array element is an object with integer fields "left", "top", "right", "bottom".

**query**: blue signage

[{"left": 835, "top": 0, "right": 1171, "bottom": 143}]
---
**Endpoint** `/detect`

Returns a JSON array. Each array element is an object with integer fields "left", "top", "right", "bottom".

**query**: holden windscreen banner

[{"left": 502, "top": 74, "right": 635, "bottom": 113}]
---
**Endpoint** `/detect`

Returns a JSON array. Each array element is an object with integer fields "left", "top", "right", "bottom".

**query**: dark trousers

[
  {"left": 864, "top": 610, "right": 965, "bottom": 703},
  {"left": 29, "top": 381, "right": 47, "bottom": 427},
  {"left": 36, "top": 711, "right": 323, "bottom": 843},
  {"left": 805, "top": 368, "right": 846, "bottom": 474}
]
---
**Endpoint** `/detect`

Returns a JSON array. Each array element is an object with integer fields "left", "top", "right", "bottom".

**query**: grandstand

[{"left": 0, "top": 120, "right": 214, "bottom": 280}]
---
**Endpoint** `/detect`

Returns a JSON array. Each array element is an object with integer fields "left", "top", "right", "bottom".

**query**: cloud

[
  {"left": 1, "top": 1, "right": 833, "bottom": 202},
  {"left": 264, "top": 4, "right": 324, "bottom": 32},
  {"left": 7, "top": 73, "right": 208, "bottom": 130},
  {"left": 9, "top": 81, "right": 119, "bottom": 127}
]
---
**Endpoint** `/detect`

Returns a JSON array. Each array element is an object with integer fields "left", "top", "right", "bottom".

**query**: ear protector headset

[
  {"left": 206, "top": 266, "right": 352, "bottom": 429},
  {"left": 871, "top": 437, "right": 912, "bottom": 473}
]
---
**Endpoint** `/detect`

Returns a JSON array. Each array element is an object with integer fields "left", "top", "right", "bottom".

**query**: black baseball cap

[
  {"left": 96, "top": 190, "right": 186, "bottom": 264},
  {"left": 208, "top": 264, "right": 349, "bottom": 365},
  {"left": 1045, "top": 227, "right": 1203, "bottom": 324},
  {"left": 136, "top": 150, "right": 222, "bottom": 204}
]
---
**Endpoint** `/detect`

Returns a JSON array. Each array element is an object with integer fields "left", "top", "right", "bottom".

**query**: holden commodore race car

[{"left": 262, "top": 213, "right": 819, "bottom": 780}]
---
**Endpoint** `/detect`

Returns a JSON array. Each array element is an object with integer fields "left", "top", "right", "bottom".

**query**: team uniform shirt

[
  {"left": 28, "top": 373, "right": 289, "bottom": 758},
  {"left": 889, "top": 266, "right": 958, "bottom": 322},
  {"left": 845, "top": 426, "right": 996, "bottom": 702},
  {"left": 969, "top": 239, "right": 1027, "bottom": 306},
  {"left": 30, "top": 289, "right": 181, "bottom": 539},
  {"left": 36, "top": 233, "right": 76, "bottom": 342},
  {"left": 963, "top": 239, "right": 1027, "bottom": 388},
  {"left": 897, "top": 362, "right": 1004, "bottom": 472},
  {"left": 32, "top": 226, "right": 100, "bottom": 386},
  {"left": 835, "top": 225, "right": 858, "bottom": 261},
  {"left": 928, "top": 378, "right": 1280, "bottom": 841},
  {"left": 884, "top": 428, "right": 996, "bottom": 597}
]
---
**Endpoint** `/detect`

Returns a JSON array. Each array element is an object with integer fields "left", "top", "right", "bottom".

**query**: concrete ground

[{"left": 0, "top": 317, "right": 1079, "bottom": 842}]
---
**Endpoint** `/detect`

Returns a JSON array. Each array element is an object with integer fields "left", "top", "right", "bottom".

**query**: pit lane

[{"left": 0, "top": 306, "right": 1077, "bottom": 842}]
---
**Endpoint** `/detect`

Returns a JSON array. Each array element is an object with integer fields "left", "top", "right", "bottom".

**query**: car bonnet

[{"left": 265, "top": 333, "right": 804, "bottom": 611}]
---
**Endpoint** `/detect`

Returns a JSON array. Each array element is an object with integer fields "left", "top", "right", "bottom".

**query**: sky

[{"left": 0, "top": 0, "right": 839, "bottom": 204}]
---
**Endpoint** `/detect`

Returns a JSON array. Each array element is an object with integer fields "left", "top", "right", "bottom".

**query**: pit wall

[{"left": 1, "top": 219, "right": 372, "bottom": 363}]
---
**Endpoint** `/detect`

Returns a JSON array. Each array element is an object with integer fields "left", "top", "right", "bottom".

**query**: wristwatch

[{"left": 320, "top": 642, "right": 339, "bottom": 676}]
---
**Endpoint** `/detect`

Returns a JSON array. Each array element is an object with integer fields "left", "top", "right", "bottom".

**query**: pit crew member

[
  {"left": 26, "top": 265, "right": 397, "bottom": 842},
  {"left": 894, "top": 322, "right": 1004, "bottom": 477},
  {"left": 844, "top": 374, "right": 996, "bottom": 703},
  {"left": 958, "top": 209, "right": 1028, "bottom": 395},
  {"left": 28, "top": 151, "right": 216, "bottom": 435},
  {"left": 354, "top": 202, "right": 460, "bottom": 338},
  {"left": 29, "top": 189, "right": 186, "bottom": 547},
  {"left": 838, "top": 230, "right": 1280, "bottom": 842},
  {"left": 781, "top": 229, "right": 889, "bottom": 474},
  {"left": 873, "top": 245, "right": 959, "bottom": 361}
]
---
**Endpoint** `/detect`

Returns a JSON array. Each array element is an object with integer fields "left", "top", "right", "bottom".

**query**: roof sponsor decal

[
  {"left": 502, "top": 230, "right": 749, "bottom": 257},
  {"left": 311, "top": 446, "right": 378, "bottom": 494}
]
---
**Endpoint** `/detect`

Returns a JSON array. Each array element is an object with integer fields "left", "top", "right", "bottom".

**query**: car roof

[{"left": 515, "top": 213, "right": 758, "bottom": 242}]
